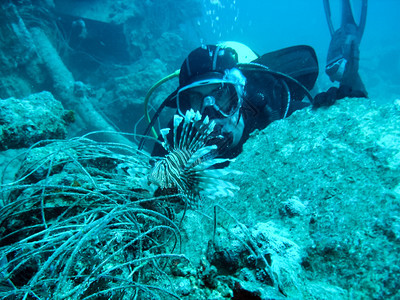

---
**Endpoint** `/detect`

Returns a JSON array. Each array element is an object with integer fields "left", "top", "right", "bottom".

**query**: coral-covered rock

[
  {"left": 0, "top": 91, "right": 72, "bottom": 150},
  {"left": 224, "top": 97, "right": 400, "bottom": 299}
]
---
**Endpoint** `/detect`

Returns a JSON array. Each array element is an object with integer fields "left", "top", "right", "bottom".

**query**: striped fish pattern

[{"left": 148, "top": 109, "right": 239, "bottom": 207}]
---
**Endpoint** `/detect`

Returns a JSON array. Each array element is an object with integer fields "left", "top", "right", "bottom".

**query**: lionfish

[{"left": 148, "top": 109, "right": 239, "bottom": 207}]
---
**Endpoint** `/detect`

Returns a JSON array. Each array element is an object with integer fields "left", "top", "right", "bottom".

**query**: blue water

[
  {"left": 198, "top": 0, "right": 399, "bottom": 55},
  {"left": 195, "top": 0, "right": 400, "bottom": 101}
]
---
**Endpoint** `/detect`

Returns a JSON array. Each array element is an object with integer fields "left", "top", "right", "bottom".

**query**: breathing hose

[{"left": 144, "top": 69, "right": 180, "bottom": 138}]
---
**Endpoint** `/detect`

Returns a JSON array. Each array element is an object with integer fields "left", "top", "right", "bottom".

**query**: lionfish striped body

[{"left": 148, "top": 109, "right": 239, "bottom": 207}]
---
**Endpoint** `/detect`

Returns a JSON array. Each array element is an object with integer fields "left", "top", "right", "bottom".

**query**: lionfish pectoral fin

[{"left": 185, "top": 145, "right": 218, "bottom": 169}]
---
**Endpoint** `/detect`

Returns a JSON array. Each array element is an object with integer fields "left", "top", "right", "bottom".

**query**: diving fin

[
  {"left": 324, "top": 0, "right": 368, "bottom": 95},
  {"left": 246, "top": 45, "right": 319, "bottom": 101},
  {"left": 252, "top": 45, "right": 318, "bottom": 90},
  {"left": 324, "top": 0, "right": 367, "bottom": 40}
]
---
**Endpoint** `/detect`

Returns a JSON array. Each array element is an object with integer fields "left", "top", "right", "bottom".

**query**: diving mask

[{"left": 176, "top": 79, "right": 242, "bottom": 118}]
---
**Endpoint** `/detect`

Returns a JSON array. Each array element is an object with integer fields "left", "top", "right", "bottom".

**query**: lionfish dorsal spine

[
  {"left": 189, "top": 115, "right": 214, "bottom": 151},
  {"left": 179, "top": 110, "right": 194, "bottom": 149},
  {"left": 173, "top": 115, "right": 183, "bottom": 150},
  {"left": 160, "top": 128, "right": 171, "bottom": 151},
  {"left": 173, "top": 109, "right": 207, "bottom": 152}
]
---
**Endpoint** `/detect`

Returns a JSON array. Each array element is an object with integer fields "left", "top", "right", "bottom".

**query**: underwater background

[
  {"left": 0, "top": 0, "right": 400, "bottom": 299},
  {"left": 199, "top": 0, "right": 400, "bottom": 104}
]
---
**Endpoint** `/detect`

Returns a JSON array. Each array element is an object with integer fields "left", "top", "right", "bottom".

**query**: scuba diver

[{"left": 141, "top": 0, "right": 368, "bottom": 159}]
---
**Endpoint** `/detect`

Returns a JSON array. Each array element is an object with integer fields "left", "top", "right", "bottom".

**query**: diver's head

[
  {"left": 178, "top": 45, "right": 238, "bottom": 87},
  {"left": 176, "top": 45, "right": 247, "bottom": 148},
  {"left": 176, "top": 44, "right": 247, "bottom": 119}
]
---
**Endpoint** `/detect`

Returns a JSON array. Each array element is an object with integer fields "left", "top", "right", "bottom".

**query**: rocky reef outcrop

[
  {"left": 0, "top": 91, "right": 72, "bottom": 151},
  {"left": 162, "top": 97, "right": 400, "bottom": 299},
  {"left": 211, "top": 97, "right": 400, "bottom": 299}
]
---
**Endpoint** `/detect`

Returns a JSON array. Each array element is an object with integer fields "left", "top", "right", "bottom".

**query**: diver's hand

[
  {"left": 313, "top": 87, "right": 339, "bottom": 108},
  {"left": 313, "top": 85, "right": 367, "bottom": 108}
]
